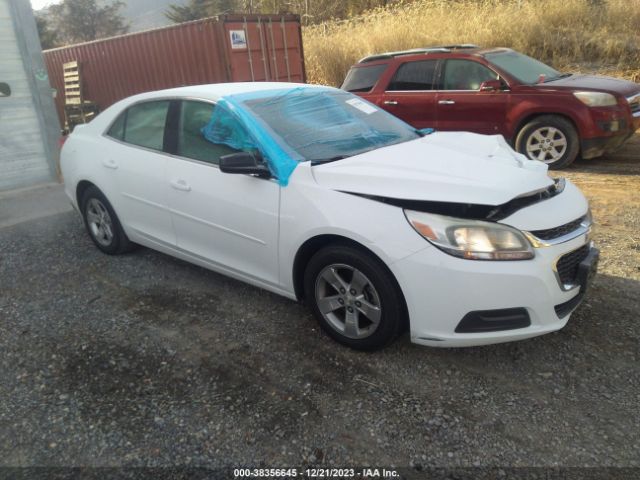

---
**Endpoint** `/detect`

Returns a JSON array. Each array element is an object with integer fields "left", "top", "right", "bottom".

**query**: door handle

[
  {"left": 101, "top": 158, "right": 118, "bottom": 169},
  {"left": 438, "top": 100, "right": 456, "bottom": 105},
  {"left": 383, "top": 100, "right": 398, "bottom": 105},
  {"left": 170, "top": 179, "right": 191, "bottom": 192}
]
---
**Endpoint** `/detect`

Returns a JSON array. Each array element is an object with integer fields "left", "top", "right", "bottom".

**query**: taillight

[{"left": 58, "top": 135, "right": 68, "bottom": 149}]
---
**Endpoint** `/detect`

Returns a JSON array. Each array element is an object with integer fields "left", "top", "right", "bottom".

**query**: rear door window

[
  {"left": 342, "top": 64, "right": 388, "bottom": 92},
  {"left": 122, "top": 100, "right": 170, "bottom": 151},
  {"left": 107, "top": 111, "right": 126, "bottom": 140},
  {"left": 442, "top": 59, "right": 498, "bottom": 91},
  {"left": 387, "top": 60, "right": 438, "bottom": 91}
]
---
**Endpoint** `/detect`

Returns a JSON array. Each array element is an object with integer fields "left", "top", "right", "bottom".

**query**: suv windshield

[
  {"left": 240, "top": 89, "right": 420, "bottom": 163},
  {"left": 485, "top": 51, "right": 562, "bottom": 84}
]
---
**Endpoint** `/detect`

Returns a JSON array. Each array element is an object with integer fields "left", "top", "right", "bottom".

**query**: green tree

[
  {"left": 35, "top": 13, "right": 59, "bottom": 50},
  {"left": 49, "top": 0, "right": 129, "bottom": 45},
  {"left": 165, "top": 0, "right": 237, "bottom": 23}
]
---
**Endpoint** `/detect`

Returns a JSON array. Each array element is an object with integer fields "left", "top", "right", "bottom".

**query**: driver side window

[
  {"left": 442, "top": 60, "right": 498, "bottom": 91},
  {"left": 177, "top": 101, "right": 241, "bottom": 165}
]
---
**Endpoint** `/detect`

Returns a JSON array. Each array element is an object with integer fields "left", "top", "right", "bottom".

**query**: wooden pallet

[{"left": 63, "top": 61, "right": 99, "bottom": 131}]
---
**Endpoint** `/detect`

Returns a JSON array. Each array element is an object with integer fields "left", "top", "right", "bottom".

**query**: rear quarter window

[{"left": 341, "top": 64, "right": 387, "bottom": 92}]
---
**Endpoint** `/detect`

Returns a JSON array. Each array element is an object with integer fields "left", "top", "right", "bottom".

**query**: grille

[
  {"left": 556, "top": 244, "right": 590, "bottom": 285},
  {"left": 531, "top": 216, "right": 584, "bottom": 241}
]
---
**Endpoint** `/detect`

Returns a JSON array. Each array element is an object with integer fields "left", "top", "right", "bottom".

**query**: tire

[
  {"left": 515, "top": 115, "right": 579, "bottom": 169},
  {"left": 80, "top": 186, "right": 134, "bottom": 255},
  {"left": 303, "top": 244, "right": 406, "bottom": 351}
]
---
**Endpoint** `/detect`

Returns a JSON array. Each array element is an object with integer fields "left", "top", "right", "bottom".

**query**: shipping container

[{"left": 43, "top": 14, "right": 306, "bottom": 127}]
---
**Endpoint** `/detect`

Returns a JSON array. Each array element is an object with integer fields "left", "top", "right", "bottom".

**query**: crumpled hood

[{"left": 312, "top": 132, "right": 553, "bottom": 206}]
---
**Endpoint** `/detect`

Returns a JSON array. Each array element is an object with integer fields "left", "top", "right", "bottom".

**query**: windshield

[
  {"left": 485, "top": 51, "right": 562, "bottom": 85},
  {"left": 239, "top": 89, "right": 420, "bottom": 163}
]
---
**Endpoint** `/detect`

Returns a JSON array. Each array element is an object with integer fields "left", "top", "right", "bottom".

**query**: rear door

[
  {"left": 436, "top": 59, "right": 509, "bottom": 135},
  {"left": 103, "top": 100, "right": 176, "bottom": 246},
  {"left": 165, "top": 100, "right": 281, "bottom": 285},
  {"left": 375, "top": 59, "right": 439, "bottom": 129}
]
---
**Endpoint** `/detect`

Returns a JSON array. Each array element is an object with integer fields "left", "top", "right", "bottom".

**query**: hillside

[{"left": 120, "top": 0, "right": 188, "bottom": 31}]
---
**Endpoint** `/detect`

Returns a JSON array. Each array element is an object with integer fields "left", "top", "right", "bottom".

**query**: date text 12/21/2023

[{"left": 233, "top": 467, "right": 401, "bottom": 478}]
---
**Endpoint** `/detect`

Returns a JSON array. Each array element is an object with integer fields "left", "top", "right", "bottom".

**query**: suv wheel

[
  {"left": 515, "top": 115, "right": 579, "bottom": 169},
  {"left": 303, "top": 245, "right": 405, "bottom": 350}
]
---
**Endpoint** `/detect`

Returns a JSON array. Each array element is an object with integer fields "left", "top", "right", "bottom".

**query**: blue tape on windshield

[
  {"left": 202, "top": 86, "right": 417, "bottom": 187},
  {"left": 201, "top": 103, "right": 258, "bottom": 151},
  {"left": 221, "top": 94, "right": 301, "bottom": 187}
]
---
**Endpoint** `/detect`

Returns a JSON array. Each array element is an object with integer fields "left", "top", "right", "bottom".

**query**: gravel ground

[{"left": 0, "top": 138, "right": 639, "bottom": 474}]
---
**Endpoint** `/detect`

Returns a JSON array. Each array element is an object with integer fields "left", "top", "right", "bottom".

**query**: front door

[
  {"left": 436, "top": 59, "right": 509, "bottom": 136},
  {"left": 166, "top": 100, "right": 281, "bottom": 286}
]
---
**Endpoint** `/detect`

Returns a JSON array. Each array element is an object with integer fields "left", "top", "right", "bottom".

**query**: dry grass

[{"left": 303, "top": 0, "right": 640, "bottom": 86}]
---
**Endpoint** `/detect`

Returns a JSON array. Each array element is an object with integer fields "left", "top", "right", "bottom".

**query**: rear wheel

[
  {"left": 303, "top": 245, "right": 405, "bottom": 350},
  {"left": 81, "top": 186, "right": 133, "bottom": 255},
  {"left": 515, "top": 115, "right": 579, "bottom": 169}
]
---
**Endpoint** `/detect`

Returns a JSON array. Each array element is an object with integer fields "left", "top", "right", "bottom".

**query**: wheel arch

[
  {"left": 76, "top": 180, "right": 98, "bottom": 209},
  {"left": 292, "top": 233, "right": 410, "bottom": 330}
]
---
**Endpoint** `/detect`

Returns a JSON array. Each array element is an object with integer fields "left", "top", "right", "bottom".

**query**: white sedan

[{"left": 61, "top": 82, "right": 598, "bottom": 350}]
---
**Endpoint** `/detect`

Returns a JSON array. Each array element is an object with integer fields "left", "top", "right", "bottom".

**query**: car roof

[
  {"left": 357, "top": 46, "right": 511, "bottom": 64},
  {"left": 124, "top": 82, "right": 332, "bottom": 103}
]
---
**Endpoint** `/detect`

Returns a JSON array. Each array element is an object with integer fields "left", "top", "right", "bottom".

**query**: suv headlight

[
  {"left": 404, "top": 210, "right": 534, "bottom": 260},
  {"left": 573, "top": 91, "right": 617, "bottom": 107}
]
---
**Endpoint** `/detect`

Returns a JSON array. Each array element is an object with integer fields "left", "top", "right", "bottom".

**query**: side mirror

[
  {"left": 0, "top": 82, "right": 11, "bottom": 97},
  {"left": 479, "top": 79, "right": 505, "bottom": 92},
  {"left": 219, "top": 151, "right": 271, "bottom": 178}
]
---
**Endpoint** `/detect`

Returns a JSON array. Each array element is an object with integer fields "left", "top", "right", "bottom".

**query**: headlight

[
  {"left": 573, "top": 91, "right": 618, "bottom": 107},
  {"left": 404, "top": 210, "right": 534, "bottom": 261}
]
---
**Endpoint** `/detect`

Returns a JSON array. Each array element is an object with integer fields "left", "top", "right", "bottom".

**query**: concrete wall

[{"left": 0, "top": 0, "right": 60, "bottom": 191}]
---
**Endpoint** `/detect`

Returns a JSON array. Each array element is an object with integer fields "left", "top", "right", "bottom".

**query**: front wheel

[
  {"left": 303, "top": 245, "right": 406, "bottom": 350},
  {"left": 515, "top": 115, "right": 579, "bottom": 169}
]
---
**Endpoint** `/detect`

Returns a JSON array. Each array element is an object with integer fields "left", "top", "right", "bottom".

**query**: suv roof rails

[{"left": 358, "top": 44, "right": 480, "bottom": 63}]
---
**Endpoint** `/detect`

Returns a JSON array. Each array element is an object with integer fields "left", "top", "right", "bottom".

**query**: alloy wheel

[
  {"left": 86, "top": 198, "right": 114, "bottom": 247},
  {"left": 314, "top": 263, "right": 382, "bottom": 339},
  {"left": 525, "top": 126, "right": 568, "bottom": 163}
]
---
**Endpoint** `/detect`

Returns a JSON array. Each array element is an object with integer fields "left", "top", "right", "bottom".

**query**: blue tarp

[{"left": 202, "top": 86, "right": 421, "bottom": 186}]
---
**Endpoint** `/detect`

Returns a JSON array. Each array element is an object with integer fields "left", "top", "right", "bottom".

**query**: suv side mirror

[
  {"left": 219, "top": 151, "right": 271, "bottom": 178},
  {"left": 479, "top": 79, "right": 505, "bottom": 92},
  {"left": 0, "top": 83, "right": 10, "bottom": 97}
]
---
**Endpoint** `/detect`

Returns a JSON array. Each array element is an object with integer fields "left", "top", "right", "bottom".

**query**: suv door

[
  {"left": 376, "top": 59, "right": 439, "bottom": 129},
  {"left": 165, "top": 100, "right": 281, "bottom": 286},
  {"left": 104, "top": 100, "right": 176, "bottom": 246},
  {"left": 436, "top": 59, "right": 509, "bottom": 135}
]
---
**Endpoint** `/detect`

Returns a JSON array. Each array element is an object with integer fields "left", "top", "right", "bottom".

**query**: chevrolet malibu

[{"left": 61, "top": 83, "right": 599, "bottom": 350}]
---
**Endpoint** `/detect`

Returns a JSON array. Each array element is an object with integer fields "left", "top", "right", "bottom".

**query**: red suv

[{"left": 342, "top": 46, "right": 640, "bottom": 168}]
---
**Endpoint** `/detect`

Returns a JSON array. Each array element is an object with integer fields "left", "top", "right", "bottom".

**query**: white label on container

[{"left": 230, "top": 30, "right": 247, "bottom": 49}]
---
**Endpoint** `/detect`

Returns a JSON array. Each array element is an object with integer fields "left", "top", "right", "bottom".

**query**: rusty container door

[{"left": 222, "top": 14, "right": 305, "bottom": 83}]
